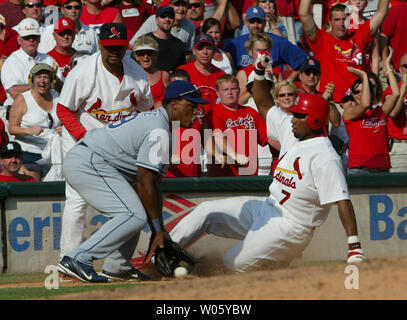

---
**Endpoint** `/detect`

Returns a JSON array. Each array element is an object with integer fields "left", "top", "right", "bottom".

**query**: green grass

[
  {"left": 0, "top": 272, "right": 148, "bottom": 300},
  {"left": 0, "top": 282, "right": 143, "bottom": 300}
]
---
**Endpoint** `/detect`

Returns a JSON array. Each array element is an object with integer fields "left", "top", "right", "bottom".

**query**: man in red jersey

[
  {"left": 206, "top": 74, "right": 269, "bottom": 176},
  {"left": 177, "top": 33, "right": 225, "bottom": 105},
  {"left": 0, "top": 141, "right": 36, "bottom": 182},
  {"left": 299, "top": 0, "right": 389, "bottom": 102},
  {"left": 47, "top": 17, "right": 76, "bottom": 83},
  {"left": 80, "top": 0, "right": 123, "bottom": 34}
]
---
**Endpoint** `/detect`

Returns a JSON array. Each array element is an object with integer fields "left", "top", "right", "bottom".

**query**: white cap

[
  {"left": 0, "top": 14, "right": 5, "bottom": 26},
  {"left": 246, "top": 70, "right": 273, "bottom": 88},
  {"left": 133, "top": 45, "right": 158, "bottom": 52},
  {"left": 16, "top": 18, "right": 41, "bottom": 37}
]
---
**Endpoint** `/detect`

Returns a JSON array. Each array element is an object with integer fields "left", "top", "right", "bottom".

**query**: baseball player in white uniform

[
  {"left": 57, "top": 80, "right": 208, "bottom": 282},
  {"left": 57, "top": 23, "right": 153, "bottom": 263},
  {"left": 170, "top": 51, "right": 366, "bottom": 273}
]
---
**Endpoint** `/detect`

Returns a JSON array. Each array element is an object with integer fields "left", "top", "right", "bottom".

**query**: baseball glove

[{"left": 154, "top": 240, "right": 196, "bottom": 278}]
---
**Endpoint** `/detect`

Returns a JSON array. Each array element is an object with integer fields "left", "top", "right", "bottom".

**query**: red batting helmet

[{"left": 287, "top": 93, "right": 329, "bottom": 130}]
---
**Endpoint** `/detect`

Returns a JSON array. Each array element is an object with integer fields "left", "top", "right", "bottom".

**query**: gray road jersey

[{"left": 81, "top": 107, "right": 171, "bottom": 179}]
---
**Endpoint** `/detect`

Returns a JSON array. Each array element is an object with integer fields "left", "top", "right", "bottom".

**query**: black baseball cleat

[
  {"left": 58, "top": 256, "right": 108, "bottom": 283},
  {"left": 100, "top": 267, "right": 150, "bottom": 282}
]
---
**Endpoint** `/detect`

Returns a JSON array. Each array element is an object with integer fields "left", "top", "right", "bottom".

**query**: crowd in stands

[{"left": 0, "top": 0, "right": 406, "bottom": 182}]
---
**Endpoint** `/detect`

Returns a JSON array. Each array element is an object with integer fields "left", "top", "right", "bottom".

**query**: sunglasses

[
  {"left": 25, "top": 2, "right": 42, "bottom": 8},
  {"left": 22, "top": 35, "right": 40, "bottom": 41},
  {"left": 188, "top": 3, "right": 202, "bottom": 8},
  {"left": 341, "top": 95, "right": 355, "bottom": 103},
  {"left": 260, "top": 0, "right": 274, "bottom": 3},
  {"left": 135, "top": 50, "right": 155, "bottom": 56},
  {"left": 159, "top": 13, "right": 175, "bottom": 19},
  {"left": 352, "top": 89, "right": 361, "bottom": 95},
  {"left": 303, "top": 69, "right": 319, "bottom": 76},
  {"left": 64, "top": 4, "right": 81, "bottom": 10},
  {"left": 47, "top": 113, "right": 54, "bottom": 129},
  {"left": 248, "top": 18, "right": 264, "bottom": 24},
  {"left": 278, "top": 92, "right": 295, "bottom": 98},
  {"left": 401, "top": 64, "right": 407, "bottom": 68}
]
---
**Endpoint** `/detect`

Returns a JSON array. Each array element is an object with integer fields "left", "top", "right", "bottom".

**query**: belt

[{"left": 392, "top": 139, "right": 407, "bottom": 144}]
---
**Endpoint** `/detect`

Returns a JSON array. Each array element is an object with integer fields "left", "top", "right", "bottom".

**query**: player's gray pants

[
  {"left": 62, "top": 143, "right": 147, "bottom": 273},
  {"left": 170, "top": 196, "right": 314, "bottom": 273}
]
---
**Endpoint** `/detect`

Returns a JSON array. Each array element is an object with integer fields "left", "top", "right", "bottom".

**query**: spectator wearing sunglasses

[
  {"left": 383, "top": 52, "right": 407, "bottom": 172},
  {"left": 132, "top": 35, "right": 169, "bottom": 108},
  {"left": 130, "top": 0, "right": 196, "bottom": 56},
  {"left": 0, "top": 0, "right": 24, "bottom": 28},
  {"left": 343, "top": 49, "right": 400, "bottom": 175},
  {"left": 1, "top": 18, "right": 56, "bottom": 116},
  {"left": 39, "top": 0, "right": 99, "bottom": 55},
  {"left": 8, "top": 63, "right": 61, "bottom": 181}
]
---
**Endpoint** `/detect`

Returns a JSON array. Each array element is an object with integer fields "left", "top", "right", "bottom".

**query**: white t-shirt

[
  {"left": 58, "top": 51, "right": 154, "bottom": 131},
  {"left": 266, "top": 106, "right": 350, "bottom": 227}
]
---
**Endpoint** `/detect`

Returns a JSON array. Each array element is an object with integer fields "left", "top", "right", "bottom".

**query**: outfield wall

[{"left": 1, "top": 174, "right": 407, "bottom": 273}]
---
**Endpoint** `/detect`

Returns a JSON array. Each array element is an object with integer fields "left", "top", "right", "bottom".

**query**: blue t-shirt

[{"left": 226, "top": 33, "right": 307, "bottom": 71}]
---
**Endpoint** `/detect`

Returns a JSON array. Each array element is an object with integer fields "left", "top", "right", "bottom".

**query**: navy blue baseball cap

[
  {"left": 300, "top": 58, "right": 321, "bottom": 73},
  {"left": 156, "top": 6, "right": 175, "bottom": 18},
  {"left": 194, "top": 33, "right": 214, "bottom": 48},
  {"left": 99, "top": 23, "right": 128, "bottom": 47},
  {"left": 246, "top": 6, "right": 265, "bottom": 21},
  {"left": 164, "top": 80, "right": 209, "bottom": 104}
]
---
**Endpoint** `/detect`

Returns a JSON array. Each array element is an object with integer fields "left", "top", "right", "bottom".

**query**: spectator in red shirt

[
  {"left": 343, "top": 50, "right": 400, "bottom": 174},
  {"left": 80, "top": 0, "right": 123, "bottom": 33},
  {"left": 299, "top": 0, "right": 390, "bottom": 103},
  {"left": 177, "top": 33, "right": 225, "bottom": 106},
  {"left": 0, "top": 141, "right": 36, "bottom": 182},
  {"left": 0, "top": 0, "right": 24, "bottom": 28},
  {"left": 0, "top": 13, "right": 19, "bottom": 103},
  {"left": 47, "top": 17, "right": 76, "bottom": 83},
  {"left": 384, "top": 52, "right": 407, "bottom": 172},
  {"left": 118, "top": 0, "right": 155, "bottom": 41},
  {"left": 381, "top": 2, "right": 407, "bottom": 74}
]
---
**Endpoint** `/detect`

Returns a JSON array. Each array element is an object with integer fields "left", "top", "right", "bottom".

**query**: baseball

[{"left": 174, "top": 266, "right": 189, "bottom": 277}]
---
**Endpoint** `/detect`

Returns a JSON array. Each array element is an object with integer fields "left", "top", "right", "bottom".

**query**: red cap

[{"left": 54, "top": 17, "right": 75, "bottom": 34}]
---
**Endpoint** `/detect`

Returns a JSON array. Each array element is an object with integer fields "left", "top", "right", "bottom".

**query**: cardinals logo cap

[
  {"left": 99, "top": 23, "right": 128, "bottom": 47},
  {"left": 54, "top": 17, "right": 75, "bottom": 34}
]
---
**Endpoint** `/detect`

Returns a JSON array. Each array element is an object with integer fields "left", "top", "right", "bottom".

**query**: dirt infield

[{"left": 45, "top": 256, "right": 407, "bottom": 300}]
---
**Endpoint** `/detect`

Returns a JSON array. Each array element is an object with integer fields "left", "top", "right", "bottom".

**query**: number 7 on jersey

[{"left": 280, "top": 190, "right": 291, "bottom": 205}]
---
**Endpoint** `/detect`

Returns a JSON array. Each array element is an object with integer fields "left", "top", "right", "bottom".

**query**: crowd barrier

[{"left": 1, "top": 174, "right": 407, "bottom": 273}]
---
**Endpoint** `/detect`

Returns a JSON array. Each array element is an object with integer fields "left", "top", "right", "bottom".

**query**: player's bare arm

[
  {"left": 298, "top": 0, "right": 317, "bottom": 42},
  {"left": 252, "top": 51, "right": 275, "bottom": 121},
  {"left": 343, "top": 67, "right": 370, "bottom": 121},
  {"left": 381, "top": 47, "right": 400, "bottom": 117},
  {"left": 369, "top": 0, "right": 390, "bottom": 37},
  {"left": 137, "top": 166, "right": 170, "bottom": 262}
]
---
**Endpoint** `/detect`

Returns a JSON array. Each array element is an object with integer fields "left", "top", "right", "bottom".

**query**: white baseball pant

[{"left": 170, "top": 196, "right": 314, "bottom": 273}]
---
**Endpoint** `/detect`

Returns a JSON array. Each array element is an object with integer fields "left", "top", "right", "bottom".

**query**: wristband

[
  {"left": 347, "top": 235, "right": 359, "bottom": 244},
  {"left": 151, "top": 218, "right": 164, "bottom": 233}
]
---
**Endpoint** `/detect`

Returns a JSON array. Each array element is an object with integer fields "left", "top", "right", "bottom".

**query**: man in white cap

[{"left": 1, "top": 18, "right": 55, "bottom": 111}]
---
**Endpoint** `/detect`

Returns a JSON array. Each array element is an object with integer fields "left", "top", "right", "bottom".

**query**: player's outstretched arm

[
  {"left": 337, "top": 199, "right": 365, "bottom": 263},
  {"left": 252, "top": 50, "right": 275, "bottom": 121},
  {"left": 137, "top": 166, "right": 170, "bottom": 262}
]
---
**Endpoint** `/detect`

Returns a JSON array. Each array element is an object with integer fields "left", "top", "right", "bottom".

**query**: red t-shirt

[
  {"left": 177, "top": 62, "right": 225, "bottom": 106},
  {"left": 275, "top": 0, "right": 296, "bottom": 17},
  {"left": 344, "top": 106, "right": 391, "bottom": 170},
  {"left": 383, "top": 83, "right": 407, "bottom": 140},
  {"left": 206, "top": 103, "right": 268, "bottom": 176},
  {"left": 0, "top": 174, "right": 36, "bottom": 182},
  {"left": 306, "top": 22, "right": 373, "bottom": 102},
  {"left": 80, "top": 6, "right": 120, "bottom": 27},
  {"left": 165, "top": 105, "right": 207, "bottom": 177},
  {"left": 120, "top": 1, "right": 155, "bottom": 41},
  {"left": 381, "top": 4, "right": 407, "bottom": 71},
  {"left": 47, "top": 48, "right": 75, "bottom": 78}
]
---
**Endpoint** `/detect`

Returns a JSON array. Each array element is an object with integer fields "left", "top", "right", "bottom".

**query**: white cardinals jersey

[
  {"left": 58, "top": 51, "right": 153, "bottom": 131},
  {"left": 266, "top": 107, "right": 350, "bottom": 227}
]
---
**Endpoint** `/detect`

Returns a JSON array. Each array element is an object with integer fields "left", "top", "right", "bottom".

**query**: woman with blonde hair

[
  {"left": 273, "top": 79, "right": 298, "bottom": 113},
  {"left": 132, "top": 35, "right": 169, "bottom": 108},
  {"left": 236, "top": 32, "right": 279, "bottom": 105}
]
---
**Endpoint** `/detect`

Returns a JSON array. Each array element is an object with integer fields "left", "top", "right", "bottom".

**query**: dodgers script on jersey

[
  {"left": 79, "top": 108, "right": 171, "bottom": 178},
  {"left": 58, "top": 52, "right": 153, "bottom": 130},
  {"left": 266, "top": 107, "right": 350, "bottom": 227}
]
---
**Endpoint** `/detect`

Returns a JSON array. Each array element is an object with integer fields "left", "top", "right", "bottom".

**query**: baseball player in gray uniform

[{"left": 57, "top": 80, "right": 209, "bottom": 282}]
